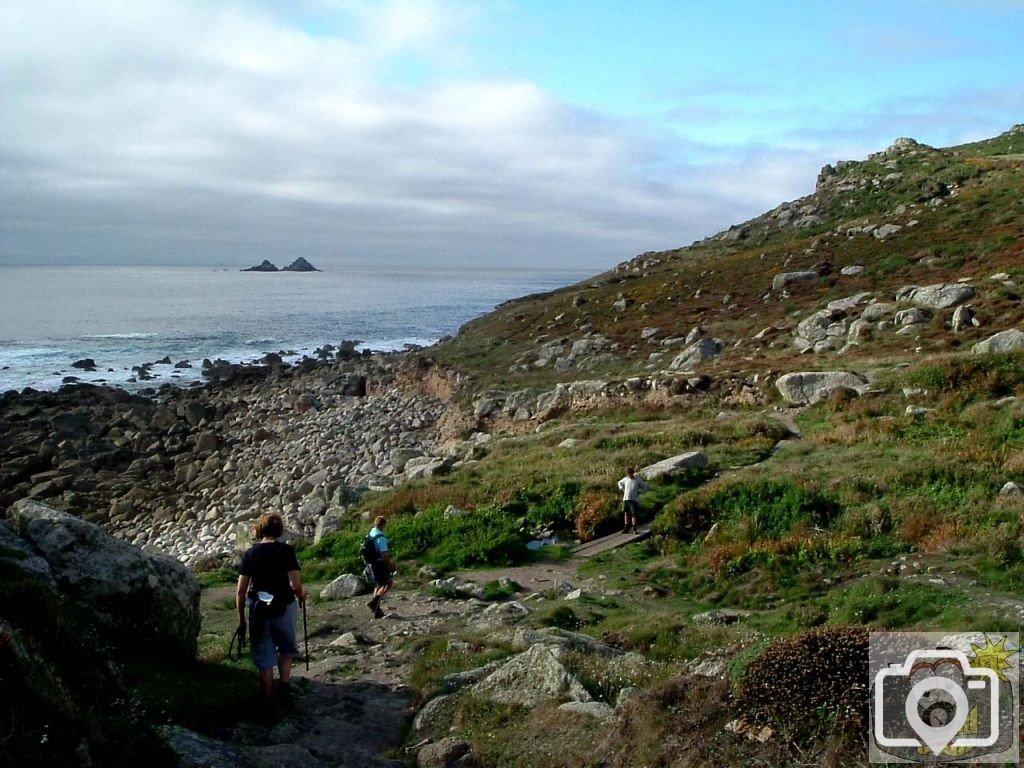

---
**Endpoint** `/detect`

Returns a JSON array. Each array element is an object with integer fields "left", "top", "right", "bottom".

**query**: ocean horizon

[{"left": 0, "top": 263, "right": 591, "bottom": 392}]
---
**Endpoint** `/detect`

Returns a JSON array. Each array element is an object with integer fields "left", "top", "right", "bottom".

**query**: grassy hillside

[
  {"left": 295, "top": 126, "right": 1024, "bottom": 765},
  {"left": 430, "top": 126, "right": 1024, "bottom": 392}
]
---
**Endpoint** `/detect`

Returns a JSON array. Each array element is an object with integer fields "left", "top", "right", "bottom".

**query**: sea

[{"left": 0, "top": 264, "right": 591, "bottom": 392}]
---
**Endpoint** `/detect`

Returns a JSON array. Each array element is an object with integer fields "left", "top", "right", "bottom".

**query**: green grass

[
  {"left": 652, "top": 477, "right": 840, "bottom": 544},
  {"left": 901, "top": 352, "right": 1024, "bottom": 404},
  {"left": 197, "top": 566, "right": 238, "bottom": 589},
  {"left": 408, "top": 636, "right": 516, "bottom": 697},
  {"left": 120, "top": 655, "right": 256, "bottom": 730}
]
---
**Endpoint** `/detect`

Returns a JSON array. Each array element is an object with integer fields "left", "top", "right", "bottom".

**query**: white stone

[
  {"left": 1000, "top": 482, "right": 1023, "bottom": 497},
  {"left": 775, "top": 371, "right": 869, "bottom": 405},
  {"left": 973, "top": 329, "right": 1024, "bottom": 354}
]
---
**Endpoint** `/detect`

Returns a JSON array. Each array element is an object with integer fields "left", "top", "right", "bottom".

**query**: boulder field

[{"left": 0, "top": 353, "right": 455, "bottom": 566}]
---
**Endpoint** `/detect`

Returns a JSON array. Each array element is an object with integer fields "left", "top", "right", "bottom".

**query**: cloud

[
  {"left": 1, "top": 0, "right": 815, "bottom": 269},
  {"left": 10, "top": 0, "right": 1015, "bottom": 271}
]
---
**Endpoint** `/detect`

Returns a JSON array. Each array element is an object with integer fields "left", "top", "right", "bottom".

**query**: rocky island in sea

[{"left": 242, "top": 257, "right": 320, "bottom": 272}]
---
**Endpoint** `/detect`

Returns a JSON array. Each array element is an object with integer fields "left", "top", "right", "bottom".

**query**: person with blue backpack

[{"left": 363, "top": 515, "right": 396, "bottom": 618}]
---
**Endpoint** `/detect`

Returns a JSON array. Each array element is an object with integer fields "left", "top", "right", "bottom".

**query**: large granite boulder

[
  {"left": 669, "top": 338, "right": 724, "bottom": 370},
  {"left": 860, "top": 302, "right": 895, "bottom": 322},
  {"left": 772, "top": 271, "right": 819, "bottom": 291},
  {"left": 0, "top": 518, "right": 56, "bottom": 587},
  {"left": 161, "top": 726, "right": 256, "bottom": 768},
  {"left": 897, "top": 283, "right": 975, "bottom": 309},
  {"left": 795, "top": 308, "right": 847, "bottom": 346},
  {"left": 320, "top": 573, "right": 369, "bottom": 600},
  {"left": 416, "top": 737, "right": 471, "bottom": 768},
  {"left": 776, "top": 371, "right": 870, "bottom": 405},
  {"left": 7, "top": 499, "right": 201, "bottom": 658},
  {"left": 640, "top": 451, "right": 709, "bottom": 480},
  {"left": 972, "top": 329, "right": 1024, "bottom": 355},
  {"left": 472, "top": 644, "right": 591, "bottom": 706}
]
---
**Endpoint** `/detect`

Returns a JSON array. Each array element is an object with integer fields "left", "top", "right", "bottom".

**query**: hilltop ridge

[{"left": 432, "top": 125, "right": 1024, "bottom": 393}]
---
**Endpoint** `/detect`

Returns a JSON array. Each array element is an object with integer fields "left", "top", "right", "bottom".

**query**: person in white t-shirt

[{"left": 617, "top": 467, "right": 648, "bottom": 534}]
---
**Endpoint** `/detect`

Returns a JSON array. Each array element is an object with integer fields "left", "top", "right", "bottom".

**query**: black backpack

[{"left": 361, "top": 533, "right": 381, "bottom": 565}]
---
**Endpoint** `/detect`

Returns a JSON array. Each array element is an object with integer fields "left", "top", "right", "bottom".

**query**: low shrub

[
  {"left": 654, "top": 479, "right": 840, "bottom": 543},
  {"left": 653, "top": 490, "right": 717, "bottom": 541},
  {"left": 392, "top": 505, "right": 530, "bottom": 571},
  {"left": 575, "top": 488, "right": 620, "bottom": 541},
  {"left": 536, "top": 604, "right": 583, "bottom": 631},
  {"left": 738, "top": 626, "right": 868, "bottom": 739},
  {"left": 888, "top": 463, "right": 996, "bottom": 534},
  {"left": 522, "top": 481, "right": 581, "bottom": 530},
  {"left": 901, "top": 352, "right": 1024, "bottom": 404},
  {"left": 300, "top": 529, "right": 364, "bottom": 577}
]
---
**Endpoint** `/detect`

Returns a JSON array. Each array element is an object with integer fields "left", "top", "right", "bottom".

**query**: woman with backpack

[{"left": 236, "top": 512, "right": 307, "bottom": 709}]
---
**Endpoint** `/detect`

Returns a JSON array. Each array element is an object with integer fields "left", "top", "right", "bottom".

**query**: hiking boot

[
  {"left": 373, "top": 606, "right": 385, "bottom": 619},
  {"left": 277, "top": 682, "right": 295, "bottom": 711},
  {"left": 621, "top": 527, "right": 630, "bottom": 534},
  {"left": 367, "top": 596, "right": 380, "bottom": 611}
]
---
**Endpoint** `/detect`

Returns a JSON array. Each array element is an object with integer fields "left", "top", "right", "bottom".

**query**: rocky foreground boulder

[{"left": 6, "top": 498, "right": 201, "bottom": 657}]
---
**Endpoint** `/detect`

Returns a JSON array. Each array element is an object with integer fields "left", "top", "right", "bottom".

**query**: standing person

[
  {"left": 365, "top": 515, "right": 396, "bottom": 618},
  {"left": 617, "top": 467, "right": 648, "bottom": 534},
  {"left": 236, "top": 512, "right": 307, "bottom": 710}
]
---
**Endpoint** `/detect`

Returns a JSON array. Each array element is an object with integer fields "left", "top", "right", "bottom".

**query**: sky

[{"left": 1, "top": 0, "right": 1021, "bottom": 270}]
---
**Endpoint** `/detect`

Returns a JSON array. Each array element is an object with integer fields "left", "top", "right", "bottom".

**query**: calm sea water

[{"left": 0, "top": 264, "right": 589, "bottom": 392}]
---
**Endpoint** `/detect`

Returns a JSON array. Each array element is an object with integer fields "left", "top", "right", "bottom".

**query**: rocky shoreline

[{"left": 0, "top": 349, "right": 465, "bottom": 566}]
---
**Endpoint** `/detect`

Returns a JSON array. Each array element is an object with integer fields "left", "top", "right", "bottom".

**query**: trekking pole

[
  {"left": 228, "top": 622, "right": 246, "bottom": 662},
  {"left": 302, "top": 598, "right": 310, "bottom": 671}
]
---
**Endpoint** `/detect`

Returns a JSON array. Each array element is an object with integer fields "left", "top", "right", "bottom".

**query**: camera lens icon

[{"left": 874, "top": 649, "right": 1000, "bottom": 756}]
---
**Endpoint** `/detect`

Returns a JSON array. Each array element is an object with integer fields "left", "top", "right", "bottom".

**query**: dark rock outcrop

[
  {"left": 242, "top": 259, "right": 279, "bottom": 272},
  {"left": 282, "top": 257, "right": 320, "bottom": 272}
]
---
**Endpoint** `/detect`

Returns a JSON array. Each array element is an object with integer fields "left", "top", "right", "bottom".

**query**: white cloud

[{"left": 0, "top": 0, "right": 850, "bottom": 268}]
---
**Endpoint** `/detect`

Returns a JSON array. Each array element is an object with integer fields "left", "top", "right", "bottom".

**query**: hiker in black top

[{"left": 236, "top": 512, "right": 307, "bottom": 707}]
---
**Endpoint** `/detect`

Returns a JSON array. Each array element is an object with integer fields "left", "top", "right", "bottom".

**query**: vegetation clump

[
  {"left": 654, "top": 478, "right": 840, "bottom": 543},
  {"left": 738, "top": 625, "right": 868, "bottom": 739},
  {"left": 0, "top": 571, "right": 177, "bottom": 768}
]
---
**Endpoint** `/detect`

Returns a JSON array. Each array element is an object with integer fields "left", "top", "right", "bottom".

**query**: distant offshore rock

[
  {"left": 241, "top": 257, "right": 320, "bottom": 272},
  {"left": 283, "top": 257, "right": 320, "bottom": 272},
  {"left": 242, "top": 259, "right": 278, "bottom": 272}
]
